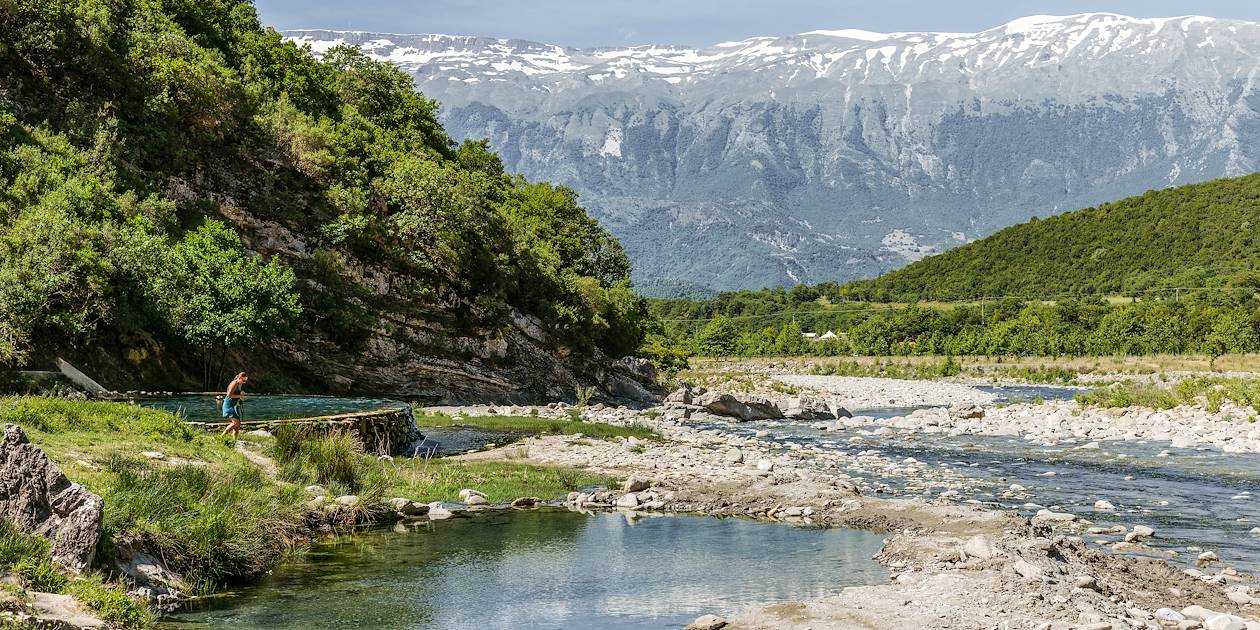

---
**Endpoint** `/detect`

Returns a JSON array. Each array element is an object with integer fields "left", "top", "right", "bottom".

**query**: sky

[{"left": 256, "top": 0, "right": 1260, "bottom": 47}]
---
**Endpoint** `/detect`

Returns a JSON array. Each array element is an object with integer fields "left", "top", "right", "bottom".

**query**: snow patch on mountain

[{"left": 282, "top": 14, "right": 1260, "bottom": 290}]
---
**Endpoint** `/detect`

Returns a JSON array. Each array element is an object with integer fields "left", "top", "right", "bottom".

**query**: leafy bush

[{"left": 1075, "top": 383, "right": 1180, "bottom": 410}]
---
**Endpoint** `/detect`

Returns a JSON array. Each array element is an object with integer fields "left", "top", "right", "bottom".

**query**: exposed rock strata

[{"left": 0, "top": 424, "right": 103, "bottom": 571}]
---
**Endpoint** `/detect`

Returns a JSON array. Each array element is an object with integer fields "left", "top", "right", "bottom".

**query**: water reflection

[{"left": 167, "top": 510, "right": 886, "bottom": 629}]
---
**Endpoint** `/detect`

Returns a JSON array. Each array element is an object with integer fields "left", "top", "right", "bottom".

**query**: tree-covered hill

[
  {"left": 647, "top": 174, "right": 1260, "bottom": 359},
  {"left": 0, "top": 0, "right": 653, "bottom": 401},
  {"left": 843, "top": 174, "right": 1260, "bottom": 301}
]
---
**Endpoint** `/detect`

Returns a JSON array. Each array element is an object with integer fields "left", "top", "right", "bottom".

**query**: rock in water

[
  {"left": 686, "top": 614, "right": 728, "bottom": 630},
  {"left": 616, "top": 493, "right": 640, "bottom": 508},
  {"left": 0, "top": 424, "right": 104, "bottom": 571}
]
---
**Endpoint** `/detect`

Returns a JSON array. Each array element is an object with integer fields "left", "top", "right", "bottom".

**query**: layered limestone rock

[{"left": 0, "top": 424, "right": 104, "bottom": 571}]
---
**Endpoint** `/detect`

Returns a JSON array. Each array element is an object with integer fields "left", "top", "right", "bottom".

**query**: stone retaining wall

[{"left": 199, "top": 405, "right": 422, "bottom": 455}]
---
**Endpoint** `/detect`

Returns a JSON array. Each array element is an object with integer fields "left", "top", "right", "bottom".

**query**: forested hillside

[
  {"left": 650, "top": 174, "right": 1260, "bottom": 359},
  {"left": 0, "top": 0, "right": 653, "bottom": 401},
  {"left": 845, "top": 174, "right": 1260, "bottom": 301}
]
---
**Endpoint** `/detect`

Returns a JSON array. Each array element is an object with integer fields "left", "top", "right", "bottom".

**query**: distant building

[{"left": 802, "top": 330, "right": 842, "bottom": 341}]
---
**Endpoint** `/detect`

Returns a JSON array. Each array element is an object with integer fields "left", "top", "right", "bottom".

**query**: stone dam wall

[{"left": 200, "top": 405, "right": 422, "bottom": 456}]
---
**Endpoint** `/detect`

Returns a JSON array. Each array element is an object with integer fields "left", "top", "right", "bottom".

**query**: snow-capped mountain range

[{"left": 285, "top": 14, "right": 1260, "bottom": 293}]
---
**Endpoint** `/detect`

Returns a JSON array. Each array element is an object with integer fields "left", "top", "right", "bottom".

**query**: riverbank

[
  {"left": 684, "top": 355, "right": 1260, "bottom": 387},
  {"left": 11, "top": 380, "right": 1260, "bottom": 629},
  {"left": 0, "top": 397, "right": 628, "bottom": 628},
  {"left": 447, "top": 400, "right": 1260, "bottom": 629}
]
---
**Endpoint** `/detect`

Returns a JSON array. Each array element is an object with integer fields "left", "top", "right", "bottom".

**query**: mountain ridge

[{"left": 284, "top": 13, "right": 1260, "bottom": 291}]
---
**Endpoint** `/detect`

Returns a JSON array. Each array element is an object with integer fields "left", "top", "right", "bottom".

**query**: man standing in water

[{"left": 221, "top": 372, "right": 248, "bottom": 438}]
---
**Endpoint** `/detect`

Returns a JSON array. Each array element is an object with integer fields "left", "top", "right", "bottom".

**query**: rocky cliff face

[
  {"left": 286, "top": 14, "right": 1260, "bottom": 291},
  {"left": 43, "top": 207, "right": 659, "bottom": 406}
]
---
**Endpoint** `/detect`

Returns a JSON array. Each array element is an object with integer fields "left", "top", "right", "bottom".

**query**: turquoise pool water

[{"left": 137, "top": 395, "right": 404, "bottom": 422}]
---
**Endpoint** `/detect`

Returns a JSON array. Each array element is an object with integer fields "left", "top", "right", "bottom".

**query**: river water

[
  {"left": 164, "top": 510, "right": 887, "bottom": 629},
  {"left": 150, "top": 382, "right": 1260, "bottom": 627},
  {"left": 708, "top": 384, "right": 1260, "bottom": 569}
]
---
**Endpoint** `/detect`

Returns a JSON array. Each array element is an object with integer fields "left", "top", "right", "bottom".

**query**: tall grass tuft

[
  {"left": 272, "top": 426, "right": 387, "bottom": 504},
  {"left": 0, "top": 519, "right": 64, "bottom": 592},
  {"left": 100, "top": 455, "right": 304, "bottom": 592}
]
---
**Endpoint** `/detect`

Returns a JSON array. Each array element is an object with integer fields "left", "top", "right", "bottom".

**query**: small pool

[
  {"left": 165, "top": 510, "right": 887, "bottom": 629},
  {"left": 137, "top": 395, "right": 404, "bottom": 422}
]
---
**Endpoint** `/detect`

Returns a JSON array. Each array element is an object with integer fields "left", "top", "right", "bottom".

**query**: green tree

[
  {"left": 696, "top": 315, "right": 738, "bottom": 357},
  {"left": 1202, "top": 311, "right": 1258, "bottom": 368},
  {"left": 151, "top": 219, "right": 302, "bottom": 385}
]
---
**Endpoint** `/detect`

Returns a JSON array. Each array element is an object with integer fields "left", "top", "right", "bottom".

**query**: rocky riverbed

[
  {"left": 428, "top": 390, "right": 1260, "bottom": 630},
  {"left": 772, "top": 374, "right": 999, "bottom": 409},
  {"left": 869, "top": 400, "right": 1260, "bottom": 454}
]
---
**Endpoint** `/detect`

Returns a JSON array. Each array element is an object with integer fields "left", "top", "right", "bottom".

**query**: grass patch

[
  {"left": 271, "top": 428, "right": 616, "bottom": 503},
  {"left": 0, "top": 397, "right": 307, "bottom": 593},
  {"left": 0, "top": 519, "right": 66, "bottom": 593},
  {"left": 382, "top": 459, "right": 616, "bottom": 503},
  {"left": 66, "top": 575, "right": 151, "bottom": 628},
  {"left": 1074, "top": 376, "right": 1260, "bottom": 412},
  {"left": 415, "top": 414, "right": 661, "bottom": 441},
  {"left": 0, "top": 519, "right": 149, "bottom": 627}
]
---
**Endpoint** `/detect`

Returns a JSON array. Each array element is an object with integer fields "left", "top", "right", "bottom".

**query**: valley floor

[{"left": 430, "top": 360, "right": 1260, "bottom": 629}]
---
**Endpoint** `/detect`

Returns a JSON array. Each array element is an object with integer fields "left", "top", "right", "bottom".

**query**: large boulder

[
  {"left": 0, "top": 424, "right": 104, "bottom": 571},
  {"left": 694, "top": 392, "right": 781, "bottom": 421},
  {"left": 741, "top": 396, "right": 783, "bottom": 420},
  {"left": 781, "top": 397, "right": 836, "bottom": 421},
  {"left": 666, "top": 384, "right": 705, "bottom": 405}
]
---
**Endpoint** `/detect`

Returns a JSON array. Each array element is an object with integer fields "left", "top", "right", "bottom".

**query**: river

[{"left": 164, "top": 510, "right": 886, "bottom": 629}]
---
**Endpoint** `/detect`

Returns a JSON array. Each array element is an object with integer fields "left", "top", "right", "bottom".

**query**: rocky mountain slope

[{"left": 286, "top": 14, "right": 1260, "bottom": 292}]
